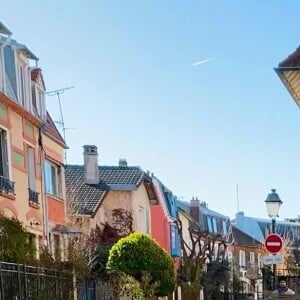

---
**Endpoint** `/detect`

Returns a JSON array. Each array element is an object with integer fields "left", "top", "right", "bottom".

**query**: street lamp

[{"left": 265, "top": 188, "right": 283, "bottom": 289}]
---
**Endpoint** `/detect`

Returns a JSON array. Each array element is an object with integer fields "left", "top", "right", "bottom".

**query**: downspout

[{"left": 39, "top": 125, "right": 50, "bottom": 249}]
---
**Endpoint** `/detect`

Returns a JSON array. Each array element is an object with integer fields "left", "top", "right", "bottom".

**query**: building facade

[{"left": 0, "top": 22, "right": 67, "bottom": 258}]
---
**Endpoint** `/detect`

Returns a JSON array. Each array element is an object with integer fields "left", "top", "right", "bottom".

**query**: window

[
  {"left": 45, "top": 160, "right": 62, "bottom": 197},
  {"left": 258, "top": 253, "right": 262, "bottom": 268},
  {"left": 138, "top": 206, "right": 149, "bottom": 233},
  {"left": 27, "top": 146, "right": 39, "bottom": 204},
  {"left": 54, "top": 234, "right": 61, "bottom": 261},
  {"left": 0, "top": 128, "right": 9, "bottom": 179},
  {"left": 19, "top": 65, "right": 25, "bottom": 106},
  {"left": 207, "top": 216, "right": 213, "bottom": 232},
  {"left": 227, "top": 251, "right": 233, "bottom": 261},
  {"left": 239, "top": 250, "right": 246, "bottom": 267},
  {"left": 207, "top": 216, "right": 217, "bottom": 233},
  {"left": 4, "top": 45, "right": 18, "bottom": 101},
  {"left": 27, "top": 147, "right": 35, "bottom": 190},
  {"left": 31, "top": 83, "right": 45, "bottom": 120},
  {"left": 212, "top": 218, "right": 217, "bottom": 233},
  {"left": 222, "top": 220, "right": 227, "bottom": 235},
  {"left": 250, "top": 252, "right": 255, "bottom": 264}
]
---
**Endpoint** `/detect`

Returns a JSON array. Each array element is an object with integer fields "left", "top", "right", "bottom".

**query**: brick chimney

[
  {"left": 83, "top": 145, "right": 99, "bottom": 184},
  {"left": 190, "top": 197, "right": 200, "bottom": 222}
]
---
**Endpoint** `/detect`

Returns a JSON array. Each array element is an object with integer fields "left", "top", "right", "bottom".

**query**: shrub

[
  {"left": 0, "top": 216, "right": 35, "bottom": 263},
  {"left": 107, "top": 232, "right": 175, "bottom": 297}
]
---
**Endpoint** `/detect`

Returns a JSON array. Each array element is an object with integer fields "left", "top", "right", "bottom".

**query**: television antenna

[{"left": 46, "top": 86, "right": 74, "bottom": 163}]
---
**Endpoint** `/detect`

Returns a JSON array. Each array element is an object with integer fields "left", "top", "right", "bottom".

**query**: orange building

[{"left": 0, "top": 22, "right": 67, "bottom": 258}]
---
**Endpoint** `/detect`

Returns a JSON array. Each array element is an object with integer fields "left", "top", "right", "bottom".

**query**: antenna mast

[
  {"left": 236, "top": 184, "right": 240, "bottom": 212},
  {"left": 46, "top": 86, "right": 74, "bottom": 164}
]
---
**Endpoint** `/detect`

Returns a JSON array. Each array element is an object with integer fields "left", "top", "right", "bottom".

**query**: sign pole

[{"left": 272, "top": 218, "right": 276, "bottom": 289}]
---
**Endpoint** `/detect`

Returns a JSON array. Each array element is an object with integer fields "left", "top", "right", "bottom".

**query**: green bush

[
  {"left": 0, "top": 216, "right": 35, "bottom": 263},
  {"left": 107, "top": 232, "right": 175, "bottom": 297}
]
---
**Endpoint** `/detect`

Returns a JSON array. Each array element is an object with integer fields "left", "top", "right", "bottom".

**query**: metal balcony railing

[
  {"left": 0, "top": 176, "right": 15, "bottom": 194},
  {"left": 28, "top": 188, "right": 39, "bottom": 204}
]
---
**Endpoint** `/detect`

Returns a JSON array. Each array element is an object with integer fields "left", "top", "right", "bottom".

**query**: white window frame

[
  {"left": 239, "top": 250, "right": 246, "bottom": 268},
  {"left": 250, "top": 251, "right": 255, "bottom": 264},
  {"left": 45, "top": 159, "right": 62, "bottom": 197}
]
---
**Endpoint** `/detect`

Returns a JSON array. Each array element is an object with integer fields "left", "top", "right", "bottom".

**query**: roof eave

[
  {"left": 275, "top": 67, "right": 300, "bottom": 110},
  {"left": 43, "top": 130, "right": 69, "bottom": 149},
  {"left": 0, "top": 22, "right": 12, "bottom": 36}
]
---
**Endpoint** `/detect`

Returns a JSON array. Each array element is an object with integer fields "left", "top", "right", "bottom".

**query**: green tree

[
  {"left": 0, "top": 216, "right": 35, "bottom": 263},
  {"left": 201, "top": 260, "right": 230, "bottom": 299},
  {"left": 107, "top": 232, "right": 175, "bottom": 297}
]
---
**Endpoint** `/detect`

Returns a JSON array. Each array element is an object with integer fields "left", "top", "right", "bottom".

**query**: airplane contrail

[{"left": 192, "top": 57, "right": 215, "bottom": 66}]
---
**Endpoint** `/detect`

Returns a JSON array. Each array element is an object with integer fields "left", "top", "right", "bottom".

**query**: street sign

[
  {"left": 265, "top": 234, "right": 283, "bottom": 254},
  {"left": 262, "top": 254, "right": 284, "bottom": 265}
]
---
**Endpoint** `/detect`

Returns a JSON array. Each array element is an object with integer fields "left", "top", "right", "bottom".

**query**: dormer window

[{"left": 31, "top": 68, "right": 46, "bottom": 121}]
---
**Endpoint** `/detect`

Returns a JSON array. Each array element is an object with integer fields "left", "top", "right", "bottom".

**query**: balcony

[
  {"left": 28, "top": 189, "right": 39, "bottom": 207},
  {"left": 0, "top": 176, "right": 15, "bottom": 195}
]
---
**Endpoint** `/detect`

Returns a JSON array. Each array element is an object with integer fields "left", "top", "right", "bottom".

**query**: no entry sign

[{"left": 265, "top": 234, "right": 283, "bottom": 254}]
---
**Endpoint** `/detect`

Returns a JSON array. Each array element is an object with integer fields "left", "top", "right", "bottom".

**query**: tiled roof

[
  {"left": 230, "top": 225, "right": 261, "bottom": 247},
  {"left": 44, "top": 112, "right": 67, "bottom": 148},
  {"left": 65, "top": 165, "right": 146, "bottom": 215},
  {"left": 278, "top": 47, "right": 300, "bottom": 68}
]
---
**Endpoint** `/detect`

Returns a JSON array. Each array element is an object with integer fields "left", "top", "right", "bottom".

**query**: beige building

[
  {"left": 0, "top": 22, "right": 67, "bottom": 258},
  {"left": 65, "top": 145, "right": 157, "bottom": 235}
]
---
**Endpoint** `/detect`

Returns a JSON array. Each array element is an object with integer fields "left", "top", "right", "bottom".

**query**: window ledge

[
  {"left": 29, "top": 202, "right": 40, "bottom": 209},
  {"left": 0, "top": 191, "right": 16, "bottom": 200},
  {"left": 46, "top": 193, "right": 64, "bottom": 202}
]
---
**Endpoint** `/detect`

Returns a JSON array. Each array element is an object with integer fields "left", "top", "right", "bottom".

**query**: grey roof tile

[
  {"left": 230, "top": 226, "right": 261, "bottom": 247},
  {"left": 65, "top": 165, "right": 145, "bottom": 215}
]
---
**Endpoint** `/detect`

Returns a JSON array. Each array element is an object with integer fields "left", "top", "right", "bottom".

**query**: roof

[
  {"left": 9, "top": 38, "right": 38, "bottom": 60},
  {"left": 0, "top": 22, "right": 12, "bottom": 35},
  {"left": 229, "top": 225, "right": 261, "bottom": 247},
  {"left": 44, "top": 112, "right": 67, "bottom": 148},
  {"left": 65, "top": 165, "right": 151, "bottom": 215},
  {"left": 275, "top": 46, "right": 300, "bottom": 109},
  {"left": 234, "top": 212, "right": 300, "bottom": 245},
  {"left": 152, "top": 177, "right": 177, "bottom": 220}
]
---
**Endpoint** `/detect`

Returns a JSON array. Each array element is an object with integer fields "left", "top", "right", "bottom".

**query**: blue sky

[{"left": 2, "top": 1, "right": 300, "bottom": 219}]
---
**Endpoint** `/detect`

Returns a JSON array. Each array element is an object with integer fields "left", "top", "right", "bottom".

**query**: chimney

[
  {"left": 190, "top": 197, "right": 200, "bottom": 221},
  {"left": 119, "top": 158, "right": 127, "bottom": 168},
  {"left": 83, "top": 145, "right": 99, "bottom": 184}
]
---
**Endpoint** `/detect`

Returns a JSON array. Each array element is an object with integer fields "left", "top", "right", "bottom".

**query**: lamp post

[{"left": 265, "top": 188, "right": 283, "bottom": 289}]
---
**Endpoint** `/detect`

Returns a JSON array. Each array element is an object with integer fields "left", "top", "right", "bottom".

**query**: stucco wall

[
  {"left": 90, "top": 184, "right": 151, "bottom": 235},
  {"left": 0, "top": 105, "right": 44, "bottom": 237},
  {"left": 151, "top": 205, "right": 170, "bottom": 251}
]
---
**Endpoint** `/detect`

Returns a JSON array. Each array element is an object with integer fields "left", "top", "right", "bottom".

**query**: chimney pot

[{"left": 119, "top": 158, "right": 127, "bottom": 168}]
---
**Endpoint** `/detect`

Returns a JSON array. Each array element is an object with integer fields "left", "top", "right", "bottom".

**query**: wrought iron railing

[
  {"left": 0, "top": 176, "right": 15, "bottom": 194},
  {"left": 0, "top": 262, "right": 73, "bottom": 300},
  {"left": 28, "top": 188, "right": 39, "bottom": 204}
]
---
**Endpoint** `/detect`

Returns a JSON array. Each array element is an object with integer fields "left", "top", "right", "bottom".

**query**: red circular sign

[{"left": 265, "top": 234, "right": 283, "bottom": 254}]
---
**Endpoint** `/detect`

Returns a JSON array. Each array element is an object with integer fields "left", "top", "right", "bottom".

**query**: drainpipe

[{"left": 39, "top": 126, "right": 50, "bottom": 249}]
